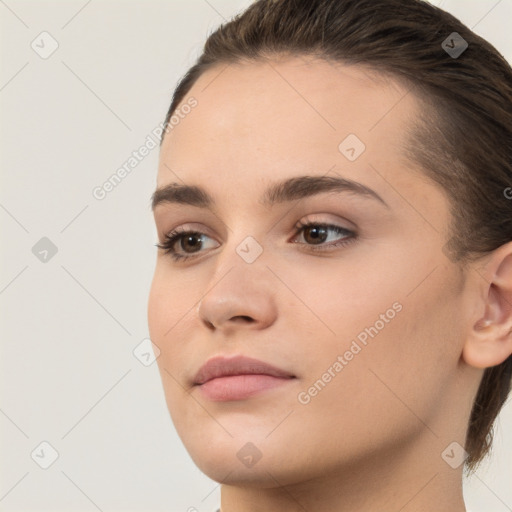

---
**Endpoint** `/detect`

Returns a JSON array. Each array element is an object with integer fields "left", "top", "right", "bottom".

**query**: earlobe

[{"left": 462, "top": 244, "right": 512, "bottom": 370}]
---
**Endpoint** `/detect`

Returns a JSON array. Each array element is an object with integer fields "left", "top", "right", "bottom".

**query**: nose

[{"left": 197, "top": 267, "right": 278, "bottom": 334}]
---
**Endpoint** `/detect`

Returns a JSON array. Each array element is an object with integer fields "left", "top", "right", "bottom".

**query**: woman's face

[{"left": 148, "top": 56, "right": 480, "bottom": 485}]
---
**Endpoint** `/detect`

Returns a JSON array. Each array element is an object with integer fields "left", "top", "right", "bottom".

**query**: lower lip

[{"left": 197, "top": 374, "right": 294, "bottom": 401}]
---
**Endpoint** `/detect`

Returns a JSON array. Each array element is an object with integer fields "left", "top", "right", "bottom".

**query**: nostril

[{"left": 234, "top": 315, "right": 253, "bottom": 322}]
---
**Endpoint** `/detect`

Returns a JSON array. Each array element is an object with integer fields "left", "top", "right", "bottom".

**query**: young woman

[{"left": 148, "top": 0, "right": 512, "bottom": 510}]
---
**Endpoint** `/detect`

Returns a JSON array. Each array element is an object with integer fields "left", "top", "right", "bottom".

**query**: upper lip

[{"left": 193, "top": 355, "right": 295, "bottom": 385}]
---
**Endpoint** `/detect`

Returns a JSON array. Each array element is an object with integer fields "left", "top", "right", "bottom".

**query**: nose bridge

[
  {"left": 196, "top": 231, "right": 278, "bottom": 331},
  {"left": 213, "top": 207, "right": 270, "bottom": 269}
]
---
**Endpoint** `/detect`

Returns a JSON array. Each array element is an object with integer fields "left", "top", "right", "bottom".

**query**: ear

[{"left": 462, "top": 241, "right": 512, "bottom": 369}]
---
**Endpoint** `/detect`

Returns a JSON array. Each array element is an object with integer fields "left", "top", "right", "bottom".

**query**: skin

[{"left": 148, "top": 55, "right": 512, "bottom": 512}]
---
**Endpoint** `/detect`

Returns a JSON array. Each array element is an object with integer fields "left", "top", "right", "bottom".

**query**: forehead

[{"left": 157, "top": 56, "right": 420, "bottom": 198}]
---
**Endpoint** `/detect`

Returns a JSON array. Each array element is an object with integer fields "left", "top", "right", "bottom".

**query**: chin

[
  {"left": 195, "top": 457, "right": 299, "bottom": 489},
  {"left": 180, "top": 430, "right": 318, "bottom": 489}
]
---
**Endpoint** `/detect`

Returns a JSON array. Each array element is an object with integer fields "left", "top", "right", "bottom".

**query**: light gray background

[{"left": 1, "top": 1, "right": 511, "bottom": 511}]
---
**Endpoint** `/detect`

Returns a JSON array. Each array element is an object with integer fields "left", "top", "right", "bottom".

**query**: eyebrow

[{"left": 151, "top": 174, "right": 389, "bottom": 211}]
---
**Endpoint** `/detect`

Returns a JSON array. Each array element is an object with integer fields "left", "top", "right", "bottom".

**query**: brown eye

[
  {"left": 293, "top": 221, "right": 355, "bottom": 250},
  {"left": 302, "top": 225, "right": 329, "bottom": 245},
  {"left": 178, "top": 233, "right": 204, "bottom": 253},
  {"left": 156, "top": 229, "right": 218, "bottom": 262}
]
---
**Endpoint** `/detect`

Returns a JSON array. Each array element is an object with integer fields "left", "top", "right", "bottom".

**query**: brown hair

[{"left": 161, "top": 0, "right": 512, "bottom": 475}]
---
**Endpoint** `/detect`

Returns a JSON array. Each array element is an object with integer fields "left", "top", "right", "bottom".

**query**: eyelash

[{"left": 155, "top": 220, "right": 357, "bottom": 262}]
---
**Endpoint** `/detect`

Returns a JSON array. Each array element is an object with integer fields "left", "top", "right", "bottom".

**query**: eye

[
  {"left": 291, "top": 219, "right": 357, "bottom": 252},
  {"left": 155, "top": 227, "right": 218, "bottom": 262},
  {"left": 155, "top": 219, "right": 357, "bottom": 262}
]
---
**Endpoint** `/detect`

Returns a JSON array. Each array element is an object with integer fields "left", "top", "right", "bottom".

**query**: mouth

[{"left": 193, "top": 355, "right": 296, "bottom": 402}]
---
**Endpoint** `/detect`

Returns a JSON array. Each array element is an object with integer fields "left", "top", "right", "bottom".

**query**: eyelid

[
  {"left": 157, "top": 221, "right": 215, "bottom": 240},
  {"left": 292, "top": 212, "right": 357, "bottom": 231}
]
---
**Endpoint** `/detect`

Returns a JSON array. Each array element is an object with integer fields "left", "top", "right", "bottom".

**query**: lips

[
  {"left": 193, "top": 355, "right": 295, "bottom": 385},
  {"left": 192, "top": 355, "right": 296, "bottom": 401}
]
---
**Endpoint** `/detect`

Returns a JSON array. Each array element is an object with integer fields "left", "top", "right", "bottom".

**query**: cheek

[
  {"left": 148, "top": 278, "right": 194, "bottom": 437},
  {"left": 148, "top": 269, "right": 190, "bottom": 397},
  {"left": 147, "top": 265, "right": 199, "bottom": 339},
  {"left": 276, "top": 255, "right": 406, "bottom": 363},
  {"left": 277, "top": 298, "right": 457, "bottom": 477},
  {"left": 289, "top": 257, "right": 464, "bottom": 432}
]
